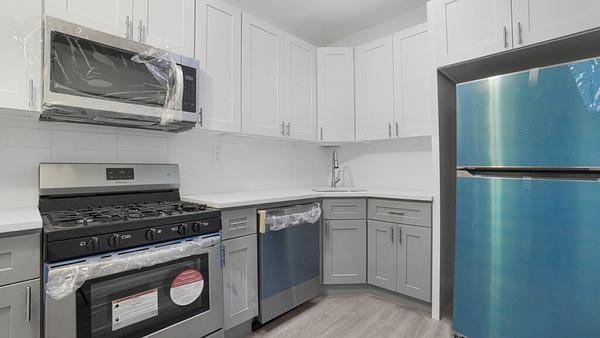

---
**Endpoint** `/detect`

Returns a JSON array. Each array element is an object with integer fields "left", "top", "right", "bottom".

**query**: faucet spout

[{"left": 331, "top": 150, "right": 341, "bottom": 188}]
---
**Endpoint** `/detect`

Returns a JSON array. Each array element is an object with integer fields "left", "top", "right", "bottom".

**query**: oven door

[
  {"left": 45, "top": 237, "right": 223, "bottom": 338},
  {"left": 42, "top": 16, "right": 199, "bottom": 126}
]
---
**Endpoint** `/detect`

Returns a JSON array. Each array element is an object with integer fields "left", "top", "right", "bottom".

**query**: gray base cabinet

[
  {"left": 323, "top": 220, "right": 366, "bottom": 284},
  {"left": 223, "top": 234, "right": 258, "bottom": 330},
  {"left": 367, "top": 220, "right": 431, "bottom": 302},
  {"left": 0, "top": 279, "right": 40, "bottom": 338}
]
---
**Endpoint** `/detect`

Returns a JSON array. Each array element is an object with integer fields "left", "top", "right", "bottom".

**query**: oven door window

[
  {"left": 50, "top": 31, "right": 173, "bottom": 107},
  {"left": 76, "top": 254, "right": 210, "bottom": 338}
]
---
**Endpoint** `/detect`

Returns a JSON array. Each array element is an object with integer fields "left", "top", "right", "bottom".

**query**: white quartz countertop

[
  {"left": 183, "top": 188, "right": 433, "bottom": 209},
  {"left": 0, "top": 206, "right": 42, "bottom": 234}
]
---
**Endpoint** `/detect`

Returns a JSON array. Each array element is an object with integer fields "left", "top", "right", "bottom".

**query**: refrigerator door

[
  {"left": 454, "top": 176, "right": 600, "bottom": 338},
  {"left": 457, "top": 58, "right": 600, "bottom": 168}
]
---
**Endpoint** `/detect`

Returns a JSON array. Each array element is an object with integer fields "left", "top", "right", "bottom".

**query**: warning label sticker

[
  {"left": 112, "top": 288, "right": 158, "bottom": 331},
  {"left": 170, "top": 269, "right": 204, "bottom": 306}
]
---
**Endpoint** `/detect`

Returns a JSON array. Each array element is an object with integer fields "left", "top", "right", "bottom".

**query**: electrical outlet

[{"left": 212, "top": 146, "right": 221, "bottom": 162}]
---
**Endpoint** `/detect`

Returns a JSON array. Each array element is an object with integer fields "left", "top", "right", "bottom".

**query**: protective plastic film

[
  {"left": 569, "top": 57, "right": 600, "bottom": 113},
  {"left": 264, "top": 203, "right": 322, "bottom": 232},
  {"left": 46, "top": 236, "right": 219, "bottom": 300}
]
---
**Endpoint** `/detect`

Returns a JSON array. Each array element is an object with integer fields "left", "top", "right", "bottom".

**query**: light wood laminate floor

[{"left": 250, "top": 293, "right": 452, "bottom": 338}]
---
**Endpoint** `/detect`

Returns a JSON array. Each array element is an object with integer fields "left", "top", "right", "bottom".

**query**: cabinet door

[
  {"left": 433, "top": 0, "right": 512, "bottom": 66},
  {"left": 397, "top": 224, "right": 431, "bottom": 302},
  {"left": 196, "top": 0, "right": 242, "bottom": 133},
  {"left": 241, "top": 14, "right": 285, "bottom": 138},
  {"left": 0, "top": 0, "right": 41, "bottom": 112},
  {"left": 316, "top": 48, "right": 355, "bottom": 143},
  {"left": 355, "top": 36, "right": 395, "bottom": 141},
  {"left": 133, "top": 0, "right": 195, "bottom": 57},
  {"left": 367, "top": 220, "right": 397, "bottom": 291},
  {"left": 323, "top": 220, "right": 366, "bottom": 284},
  {"left": 393, "top": 25, "right": 433, "bottom": 138},
  {"left": 223, "top": 235, "right": 258, "bottom": 330},
  {"left": 46, "top": 0, "right": 133, "bottom": 38},
  {"left": 0, "top": 279, "right": 40, "bottom": 338},
  {"left": 512, "top": 0, "right": 600, "bottom": 48},
  {"left": 284, "top": 35, "right": 316, "bottom": 141}
]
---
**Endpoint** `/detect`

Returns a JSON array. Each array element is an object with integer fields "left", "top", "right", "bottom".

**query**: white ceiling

[{"left": 223, "top": 0, "right": 428, "bottom": 45}]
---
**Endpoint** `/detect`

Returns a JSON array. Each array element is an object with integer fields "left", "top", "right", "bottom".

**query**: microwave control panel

[{"left": 181, "top": 65, "right": 197, "bottom": 113}]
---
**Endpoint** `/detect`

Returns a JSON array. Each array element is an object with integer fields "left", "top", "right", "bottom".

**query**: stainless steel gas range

[{"left": 39, "top": 163, "right": 224, "bottom": 338}]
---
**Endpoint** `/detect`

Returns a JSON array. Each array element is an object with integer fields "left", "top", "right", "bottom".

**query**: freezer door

[
  {"left": 454, "top": 176, "right": 600, "bottom": 338},
  {"left": 457, "top": 58, "right": 600, "bottom": 168}
]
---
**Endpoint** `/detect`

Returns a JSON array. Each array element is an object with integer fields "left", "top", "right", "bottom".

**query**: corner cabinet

[
  {"left": 0, "top": 0, "right": 41, "bottom": 113},
  {"left": 195, "top": 0, "right": 242, "bottom": 133},
  {"left": 316, "top": 48, "right": 355, "bottom": 143},
  {"left": 354, "top": 36, "right": 395, "bottom": 141}
]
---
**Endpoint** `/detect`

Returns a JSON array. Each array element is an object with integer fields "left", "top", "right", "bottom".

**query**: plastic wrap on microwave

[
  {"left": 569, "top": 57, "right": 600, "bottom": 113},
  {"left": 13, "top": 16, "right": 43, "bottom": 112},
  {"left": 264, "top": 203, "right": 322, "bottom": 232},
  {"left": 40, "top": 16, "right": 193, "bottom": 128},
  {"left": 45, "top": 236, "right": 219, "bottom": 301}
]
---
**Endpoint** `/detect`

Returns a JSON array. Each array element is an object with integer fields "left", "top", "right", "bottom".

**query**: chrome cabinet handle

[
  {"left": 320, "top": 127, "right": 323, "bottom": 141},
  {"left": 28, "top": 79, "right": 34, "bottom": 109},
  {"left": 125, "top": 16, "right": 130, "bottom": 38},
  {"left": 395, "top": 122, "right": 399, "bottom": 137},
  {"left": 280, "top": 121, "right": 285, "bottom": 135},
  {"left": 517, "top": 22, "right": 523, "bottom": 45},
  {"left": 199, "top": 108, "right": 203, "bottom": 127},
  {"left": 390, "top": 226, "right": 394, "bottom": 243},
  {"left": 398, "top": 227, "right": 402, "bottom": 243},
  {"left": 388, "top": 122, "right": 392, "bottom": 138},
  {"left": 222, "top": 245, "right": 226, "bottom": 266},
  {"left": 503, "top": 26, "right": 509, "bottom": 48},
  {"left": 388, "top": 211, "right": 405, "bottom": 216},
  {"left": 286, "top": 122, "right": 291, "bottom": 136},
  {"left": 26, "top": 286, "right": 31, "bottom": 322},
  {"left": 138, "top": 20, "right": 144, "bottom": 43}
]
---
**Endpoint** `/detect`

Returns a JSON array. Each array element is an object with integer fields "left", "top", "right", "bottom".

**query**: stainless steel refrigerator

[{"left": 453, "top": 58, "right": 600, "bottom": 338}]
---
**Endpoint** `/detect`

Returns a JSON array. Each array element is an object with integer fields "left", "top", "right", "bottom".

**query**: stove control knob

[
  {"left": 192, "top": 221, "right": 208, "bottom": 233},
  {"left": 177, "top": 224, "right": 188, "bottom": 236},
  {"left": 145, "top": 228, "right": 157, "bottom": 241},
  {"left": 108, "top": 234, "right": 120, "bottom": 248},
  {"left": 87, "top": 237, "right": 100, "bottom": 251}
]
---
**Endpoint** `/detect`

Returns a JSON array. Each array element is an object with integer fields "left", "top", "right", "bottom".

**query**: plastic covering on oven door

[
  {"left": 258, "top": 203, "right": 322, "bottom": 233},
  {"left": 45, "top": 236, "right": 219, "bottom": 301}
]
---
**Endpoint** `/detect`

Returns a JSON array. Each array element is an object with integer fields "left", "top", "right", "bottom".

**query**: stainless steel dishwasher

[{"left": 256, "top": 202, "right": 321, "bottom": 324}]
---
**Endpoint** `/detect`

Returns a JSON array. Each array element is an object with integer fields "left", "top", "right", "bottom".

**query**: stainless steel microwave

[{"left": 41, "top": 16, "right": 201, "bottom": 132}]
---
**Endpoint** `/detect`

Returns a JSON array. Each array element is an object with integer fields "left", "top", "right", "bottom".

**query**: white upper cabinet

[
  {"left": 283, "top": 35, "right": 316, "bottom": 141},
  {"left": 355, "top": 36, "right": 395, "bottom": 141},
  {"left": 317, "top": 48, "right": 355, "bottom": 143},
  {"left": 196, "top": 0, "right": 242, "bottom": 133},
  {"left": 511, "top": 0, "right": 600, "bottom": 48},
  {"left": 393, "top": 24, "right": 433, "bottom": 138},
  {"left": 0, "top": 0, "right": 41, "bottom": 112},
  {"left": 432, "top": 0, "right": 513, "bottom": 66},
  {"left": 46, "top": 0, "right": 133, "bottom": 38},
  {"left": 241, "top": 13, "right": 286, "bottom": 138},
  {"left": 133, "top": 0, "right": 195, "bottom": 57}
]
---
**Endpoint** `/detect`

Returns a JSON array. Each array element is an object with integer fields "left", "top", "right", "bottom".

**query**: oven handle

[{"left": 45, "top": 236, "right": 220, "bottom": 301}]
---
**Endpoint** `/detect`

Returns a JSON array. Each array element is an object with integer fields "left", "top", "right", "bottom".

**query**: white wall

[
  {"left": 329, "top": 5, "right": 427, "bottom": 47},
  {"left": 0, "top": 113, "right": 330, "bottom": 208},
  {"left": 336, "top": 137, "right": 433, "bottom": 191}
]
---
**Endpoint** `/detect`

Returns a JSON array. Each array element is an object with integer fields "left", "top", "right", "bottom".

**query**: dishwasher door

[{"left": 257, "top": 203, "right": 321, "bottom": 324}]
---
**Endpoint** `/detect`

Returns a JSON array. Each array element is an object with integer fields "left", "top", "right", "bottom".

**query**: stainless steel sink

[{"left": 312, "top": 188, "right": 368, "bottom": 193}]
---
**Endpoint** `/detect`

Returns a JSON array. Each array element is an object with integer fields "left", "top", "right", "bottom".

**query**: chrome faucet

[{"left": 331, "top": 150, "right": 341, "bottom": 188}]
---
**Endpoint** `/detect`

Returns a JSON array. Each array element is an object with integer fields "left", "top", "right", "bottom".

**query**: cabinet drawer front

[
  {"left": 221, "top": 208, "right": 257, "bottom": 240},
  {"left": 0, "top": 233, "right": 40, "bottom": 287},
  {"left": 368, "top": 199, "right": 431, "bottom": 227},
  {"left": 0, "top": 279, "right": 40, "bottom": 338},
  {"left": 323, "top": 199, "right": 366, "bottom": 220}
]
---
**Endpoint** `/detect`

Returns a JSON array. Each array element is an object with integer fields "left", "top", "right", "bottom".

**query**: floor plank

[{"left": 250, "top": 293, "right": 452, "bottom": 338}]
